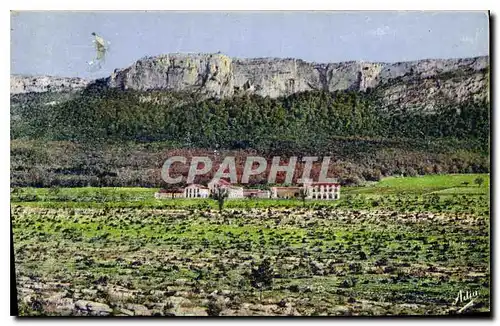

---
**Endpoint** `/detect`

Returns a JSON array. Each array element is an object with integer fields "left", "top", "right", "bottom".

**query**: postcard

[{"left": 10, "top": 11, "right": 490, "bottom": 317}]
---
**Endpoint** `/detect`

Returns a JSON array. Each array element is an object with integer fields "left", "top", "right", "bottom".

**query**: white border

[{"left": 4, "top": 1, "right": 497, "bottom": 11}]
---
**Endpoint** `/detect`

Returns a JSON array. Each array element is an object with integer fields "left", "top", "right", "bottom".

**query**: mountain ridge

[{"left": 10, "top": 53, "right": 489, "bottom": 112}]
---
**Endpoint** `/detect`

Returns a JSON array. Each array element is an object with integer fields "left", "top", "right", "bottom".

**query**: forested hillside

[
  {"left": 10, "top": 53, "right": 491, "bottom": 187},
  {"left": 10, "top": 86, "right": 490, "bottom": 188},
  {"left": 11, "top": 87, "right": 489, "bottom": 153}
]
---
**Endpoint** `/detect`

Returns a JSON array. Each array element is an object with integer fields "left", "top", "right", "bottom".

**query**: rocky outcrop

[
  {"left": 377, "top": 69, "right": 488, "bottom": 111},
  {"left": 10, "top": 53, "right": 489, "bottom": 112},
  {"left": 103, "top": 53, "right": 489, "bottom": 110},
  {"left": 107, "top": 53, "right": 233, "bottom": 98}
]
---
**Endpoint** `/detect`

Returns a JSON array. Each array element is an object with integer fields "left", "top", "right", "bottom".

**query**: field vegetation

[{"left": 12, "top": 174, "right": 490, "bottom": 316}]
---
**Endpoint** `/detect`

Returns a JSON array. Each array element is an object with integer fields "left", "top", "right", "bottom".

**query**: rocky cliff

[
  {"left": 104, "top": 53, "right": 489, "bottom": 111},
  {"left": 10, "top": 75, "right": 90, "bottom": 94},
  {"left": 11, "top": 53, "right": 489, "bottom": 112}
]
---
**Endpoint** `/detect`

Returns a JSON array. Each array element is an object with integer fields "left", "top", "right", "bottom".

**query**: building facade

[
  {"left": 154, "top": 188, "right": 184, "bottom": 199},
  {"left": 243, "top": 189, "right": 271, "bottom": 199},
  {"left": 155, "top": 180, "right": 339, "bottom": 200},
  {"left": 184, "top": 184, "right": 210, "bottom": 198},
  {"left": 208, "top": 178, "right": 245, "bottom": 199},
  {"left": 270, "top": 186, "right": 301, "bottom": 199},
  {"left": 306, "top": 182, "right": 340, "bottom": 200},
  {"left": 270, "top": 181, "right": 340, "bottom": 200}
]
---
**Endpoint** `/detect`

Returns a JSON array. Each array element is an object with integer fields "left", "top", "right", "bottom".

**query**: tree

[
  {"left": 249, "top": 257, "right": 274, "bottom": 301},
  {"left": 474, "top": 177, "right": 484, "bottom": 187},
  {"left": 298, "top": 186, "right": 310, "bottom": 206},
  {"left": 211, "top": 184, "right": 229, "bottom": 212}
]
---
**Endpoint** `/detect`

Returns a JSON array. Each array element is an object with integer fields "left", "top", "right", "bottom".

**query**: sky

[{"left": 10, "top": 11, "right": 489, "bottom": 79}]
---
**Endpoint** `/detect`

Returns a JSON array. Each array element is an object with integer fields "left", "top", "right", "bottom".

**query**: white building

[
  {"left": 154, "top": 188, "right": 184, "bottom": 199},
  {"left": 270, "top": 186, "right": 301, "bottom": 199},
  {"left": 304, "top": 181, "right": 340, "bottom": 200},
  {"left": 269, "top": 181, "right": 340, "bottom": 200},
  {"left": 154, "top": 180, "right": 339, "bottom": 201},
  {"left": 243, "top": 189, "right": 271, "bottom": 199},
  {"left": 208, "top": 178, "right": 244, "bottom": 199}
]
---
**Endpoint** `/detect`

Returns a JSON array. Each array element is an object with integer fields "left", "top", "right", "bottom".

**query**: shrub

[
  {"left": 249, "top": 257, "right": 274, "bottom": 301},
  {"left": 206, "top": 298, "right": 224, "bottom": 316}
]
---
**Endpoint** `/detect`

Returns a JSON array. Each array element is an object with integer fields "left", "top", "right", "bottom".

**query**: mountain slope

[
  {"left": 9, "top": 54, "right": 490, "bottom": 188},
  {"left": 11, "top": 53, "right": 489, "bottom": 112},
  {"left": 102, "top": 54, "right": 489, "bottom": 111}
]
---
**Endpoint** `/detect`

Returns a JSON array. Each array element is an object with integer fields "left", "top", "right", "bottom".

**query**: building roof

[
  {"left": 186, "top": 184, "right": 209, "bottom": 189},
  {"left": 244, "top": 189, "right": 269, "bottom": 194},
  {"left": 270, "top": 183, "right": 340, "bottom": 189},
  {"left": 270, "top": 186, "right": 301, "bottom": 190},
  {"left": 311, "top": 182, "right": 340, "bottom": 186},
  {"left": 158, "top": 188, "right": 184, "bottom": 194},
  {"left": 219, "top": 178, "right": 232, "bottom": 185},
  {"left": 209, "top": 178, "right": 232, "bottom": 186},
  {"left": 209, "top": 178, "right": 242, "bottom": 190}
]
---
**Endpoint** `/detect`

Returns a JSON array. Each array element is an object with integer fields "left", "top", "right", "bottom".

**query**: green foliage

[
  {"left": 10, "top": 89, "right": 490, "bottom": 188},
  {"left": 206, "top": 298, "right": 223, "bottom": 316},
  {"left": 10, "top": 173, "right": 490, "bottom": 218},
  {"left": 11, "top": 89, "right": 490, "bottom": 154},
  {"left": 249, "top": 257, "right": 274, "bottom": 301},
  {"left": 211, "top": 185, "right": 229, "bottom": 212},
  {"left": 12, "top": 204, "right": 490, "bottom": 315},
  {"left": 475, "top": 177, "right": 485, "bottom": 187},
  {"left": 298, "top": 187, "right": 309, "bottom": 206}
]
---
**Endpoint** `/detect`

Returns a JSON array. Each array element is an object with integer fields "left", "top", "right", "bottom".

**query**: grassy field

[
  {"left": 11, "top": 174, "right": 490, "bottom": 210},
  {"left": 344, "top": 174, "right": 490, "bottom": 195},
  {"left": 12, "top": 174, "right": 491, "bottom": 316}
]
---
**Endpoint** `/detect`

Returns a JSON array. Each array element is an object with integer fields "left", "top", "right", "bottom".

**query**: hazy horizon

[{"left": 11, "top": 11, "right": 489, "bottom": 79}]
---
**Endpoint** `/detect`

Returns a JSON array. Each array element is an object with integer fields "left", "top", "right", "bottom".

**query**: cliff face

[
  {"left": 11, "top": 53, "right": 489, "bottom": 112},
  {"left": 103, "top": 53, "right": 489, "bottom": 110},
  {"left": 104, "top": 54, "right": 390, "bottom": 96},
  {"left": 377, "top": 69, "right": 488, "bottom": 111},
  {"left": 106, "top": 53, "right": 234, "bottom": 98}
]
